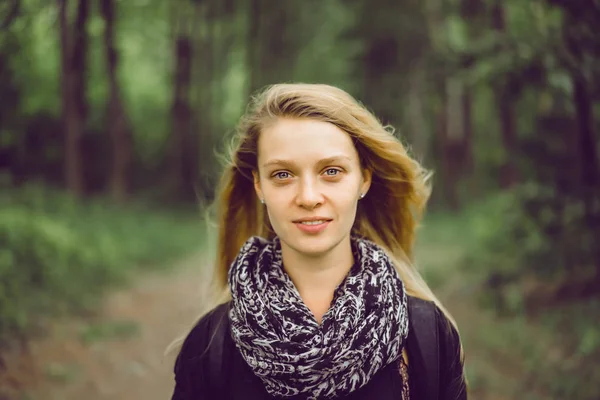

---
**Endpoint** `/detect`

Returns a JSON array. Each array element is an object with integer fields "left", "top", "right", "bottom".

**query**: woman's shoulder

[
  {"left": 431, "top": 301, "right": 463, "bottom": 363},
  {"left": 434, "top": 303, "right": 461, "bottom": 346},
  {"left": 176, "top": 302, "right": 231, "bottom": 364},
  {"left": 407, "top": 295, "right": 461, "bottom": 346},
  {"left": 171, "top": 303, "right": 232, "bottom": 398},
  {"left": 406, "top": 295, "right": 466, "bottom": 399},
  {"left": 407, "top": 295, "right": 467, "bottom": 399}
]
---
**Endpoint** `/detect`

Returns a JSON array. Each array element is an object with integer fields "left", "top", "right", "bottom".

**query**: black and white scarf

[{"left": 228, "top": 235, "right": 409, "bottom": 399}]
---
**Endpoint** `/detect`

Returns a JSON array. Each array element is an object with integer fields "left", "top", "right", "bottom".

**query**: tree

[
  {"left": 247, "top": 0, "right": 262, "bottom": 94},
  {"left": 100, "top": 0, "right": 132, "bottom": 203},
  {"left": 246, "top": 1, "right": 301, "bottom": 93},
  {"left": 58, "top": 0, "right": 89, "bottom": 197},
  {"left": 0, "top": 0, "right": 20, "bottom": 30},
  {"left": 491, "top": 1, "right": 519, "bottom": 188},
  {"left": 170, "top": 0, "right": 198, "bottom": 200}
]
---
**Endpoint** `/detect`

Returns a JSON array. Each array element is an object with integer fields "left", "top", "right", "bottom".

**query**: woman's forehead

[{"left": 257, "top": 118, "right": 359, "bottom": 164}]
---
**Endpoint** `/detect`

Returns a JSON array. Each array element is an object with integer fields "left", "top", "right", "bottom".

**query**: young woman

[{"left": 171, "top": 83, "right": 467, "bottom": 399}]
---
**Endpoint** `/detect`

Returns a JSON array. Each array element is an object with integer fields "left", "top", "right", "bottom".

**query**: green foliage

[
  {"left": 79, "top": 320, "right": 140, "bottom": 344},
  {"left": 292, "top": 1, "right": 362, "bottom": 94},
  {"left": 117, "top": 0, "right": 172, "bottom": 161},
  {"left": 5, "top": 1, "right": 59, "bottom": 117},
  {"left": 419, "top": 213, "right": 600, "bottom": 400},
  {"left": 463, "top": 185, "right": 551, "bottom": 277},
  {"left": 0, "top": 185, "right": 204, "bottom": 341},
  {"left": 460, "top": 183, "right": 598, "bottom": 313},
  {"left": 44, "top": 362, "right": 81, "bottom": 384}
]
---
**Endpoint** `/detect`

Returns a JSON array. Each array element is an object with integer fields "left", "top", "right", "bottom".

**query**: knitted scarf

[{"left": 228, "top": 235, "right": 409, "bottom": 399}]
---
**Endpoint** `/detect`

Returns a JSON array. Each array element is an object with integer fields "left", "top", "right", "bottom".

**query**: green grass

[
  {"left": 78, "top": 320, "right": 141, "bottom": 344},
  {"left": 0, "top": 184, "right": 206, "bottom": 342}
]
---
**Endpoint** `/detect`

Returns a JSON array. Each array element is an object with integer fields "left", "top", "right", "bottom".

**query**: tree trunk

[
  {"left": 443, "top": 77, "right": 465, "bottom": 210},
  {"left": 193, "top": 2, "right": 214, "bottom": 201},
  {"left": 462, "top": 86, "right": 474, "bottom": 176},
  {"left": 171, "top": 12, "right": 195, "bottom": 200},
  {"left": 0, "top": 0, "right": 20, "bottom": 30},
  {"left": 211, "top": 0, "right": 236, "bottom": 115},
  {"left": 573, "top": 80, "right": 599, "bottom": 189},
  {"left": 58, "top": 0, "right": 88, "bottom": 197},
  {"left": 100, "top": 0, "right": 132, "bottom": 203},
  {"left": 247, "top": 0, "right": 261, "bottom": 94},
  {"left": 407, "top": 62, "right": 429, "bottom": 164},
  {"left": 248, "top": 3, "right": 297, "bottom": 93},
  {"left": 497, "top": 90, "right": 518, "bottom": 187},
  {"left": 564, "top": 29, "right": 600, "bottom": 192},
  {"left": 492, "top": 1, "right": 518, "bottom": 188},
  {"left": 568, "top": 45, "right": 600, "bottom": 282}
]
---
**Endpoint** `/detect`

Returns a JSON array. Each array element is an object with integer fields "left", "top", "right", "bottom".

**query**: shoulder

[
  {"left": 433, "top": 304, "right": 462, "bottom": 355},
  {"left": 175, "top": 302, "right": 231, "bottom": 366},
  {"left": 426, "top": 298, "right": 468, "bottom": 399},
  {"left": 407, "top": 296, "right": 467, "bottom": 398},
  {"left": 407, "top": 296, "right": 462, "bottom": 353},
  {"left": 171, "top": 302, "right": 231, "bottom": 398},
  {"left": 431, "top": 303, "right": 464, "bottom": 370}
]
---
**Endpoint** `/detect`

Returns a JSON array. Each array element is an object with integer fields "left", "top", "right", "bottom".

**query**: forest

[{"left": 1, "top": 0, "right": 599, "bottom": 399}]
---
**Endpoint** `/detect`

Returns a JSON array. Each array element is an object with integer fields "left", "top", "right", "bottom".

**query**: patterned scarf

[{"left": 228, "top": 235, "right": 409, "bottom": 399}]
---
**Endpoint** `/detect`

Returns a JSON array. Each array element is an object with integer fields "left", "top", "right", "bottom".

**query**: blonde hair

[{"left": 169, "top": 83, "right": 458, "bottom": 354}]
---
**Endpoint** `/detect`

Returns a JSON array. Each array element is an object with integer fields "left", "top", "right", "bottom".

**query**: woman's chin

[{"left": 281, "top": 232, "right": 345, "bottom": 258}]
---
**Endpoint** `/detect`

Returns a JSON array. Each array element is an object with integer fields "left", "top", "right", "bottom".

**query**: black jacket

[{"left": 172, "top": 297, "right": 467, "bottom": 399}]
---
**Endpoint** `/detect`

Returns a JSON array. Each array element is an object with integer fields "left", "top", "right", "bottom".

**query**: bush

[
  {"left": 420, "top": 208, "right": 600, "bottom": 400},
  {"left": 462, "top": 183, "right": 599, "bottom": 313},
  {"left": 0, "top": 185, "right": 204, "bottom": 340}
]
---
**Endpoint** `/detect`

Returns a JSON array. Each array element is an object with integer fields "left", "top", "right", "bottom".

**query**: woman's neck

[{"left": 280, "top": 238, "right": 354, "bottom": 323}]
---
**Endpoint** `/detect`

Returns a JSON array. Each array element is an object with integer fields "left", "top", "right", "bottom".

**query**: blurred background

[{"left": 1, "top": 0, "right": 599, "bottom": 399}]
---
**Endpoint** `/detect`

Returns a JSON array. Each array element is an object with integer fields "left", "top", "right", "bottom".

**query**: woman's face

[{"left": 253, "top": 117, "right": 371, "bottom": 258}]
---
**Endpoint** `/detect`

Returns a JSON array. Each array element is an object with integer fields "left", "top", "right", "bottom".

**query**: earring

[
  {"left": 260, "top": 198, "right": 265, "bottom": 204},
  {"left": 360, "top": 193, "right": 365, "bottom": 199}
]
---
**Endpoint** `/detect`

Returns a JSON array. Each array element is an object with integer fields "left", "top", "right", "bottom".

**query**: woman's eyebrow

[
  {"left": 317, "top": 156, "right": 352, "bottom": 166},
  {"left": 263, "top": 155, "right": 352, "bottom": 169},
  {"left": 262, "top": 159, "right": 298, "bottom": 169}
]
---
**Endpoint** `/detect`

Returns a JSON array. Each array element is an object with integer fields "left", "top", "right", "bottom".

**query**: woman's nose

[{"left": 295, "top": 178, "right": 324, "bottom": 209}]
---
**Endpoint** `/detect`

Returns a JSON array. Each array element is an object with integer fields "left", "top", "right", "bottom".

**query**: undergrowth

[
  {"left": 417, "top": 198, "right": 600, "bottom": 400},
  {"left": 0, "top": 184, "right": 205, "bottom": 342}
]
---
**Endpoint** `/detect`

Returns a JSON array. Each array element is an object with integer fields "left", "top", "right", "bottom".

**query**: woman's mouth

[
  {"left": 293, "top": 218, "right": 332, "bottom": 234},
  {"left": 299, "top": 220, "right": 327, "bottom": 225}
]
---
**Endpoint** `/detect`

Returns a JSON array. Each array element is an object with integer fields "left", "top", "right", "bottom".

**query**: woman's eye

[
  {"left": 274, "top": 171, "right": 291, "bottom": 180},
  {"left": 324, "top": 168, "right": 340, "bottom": 176}
]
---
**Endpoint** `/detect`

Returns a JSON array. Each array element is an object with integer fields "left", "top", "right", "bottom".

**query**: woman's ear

[
  {"left": 360, "top": 168, "right": 372, "bottom": 198},
  {"left": 252, "top": 170, "right": 264, "bottom": 202}
]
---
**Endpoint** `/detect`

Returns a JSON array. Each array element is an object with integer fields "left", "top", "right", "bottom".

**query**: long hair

[{"left": 169, "top": 83, "right": 458, "bottom": 353}]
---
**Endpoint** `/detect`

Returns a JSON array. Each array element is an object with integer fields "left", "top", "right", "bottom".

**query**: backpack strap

[{"left": 407, "top": 295, "right": 440, "bottom": 400}]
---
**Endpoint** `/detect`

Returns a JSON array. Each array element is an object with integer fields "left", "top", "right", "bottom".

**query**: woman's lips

[{"left": 294, "top": 219, "right": 331, "bottom": 234}]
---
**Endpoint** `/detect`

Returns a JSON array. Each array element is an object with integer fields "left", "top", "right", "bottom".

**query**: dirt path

[{"left": 9, "top": 254, "right": 210, "bottom": 400}]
